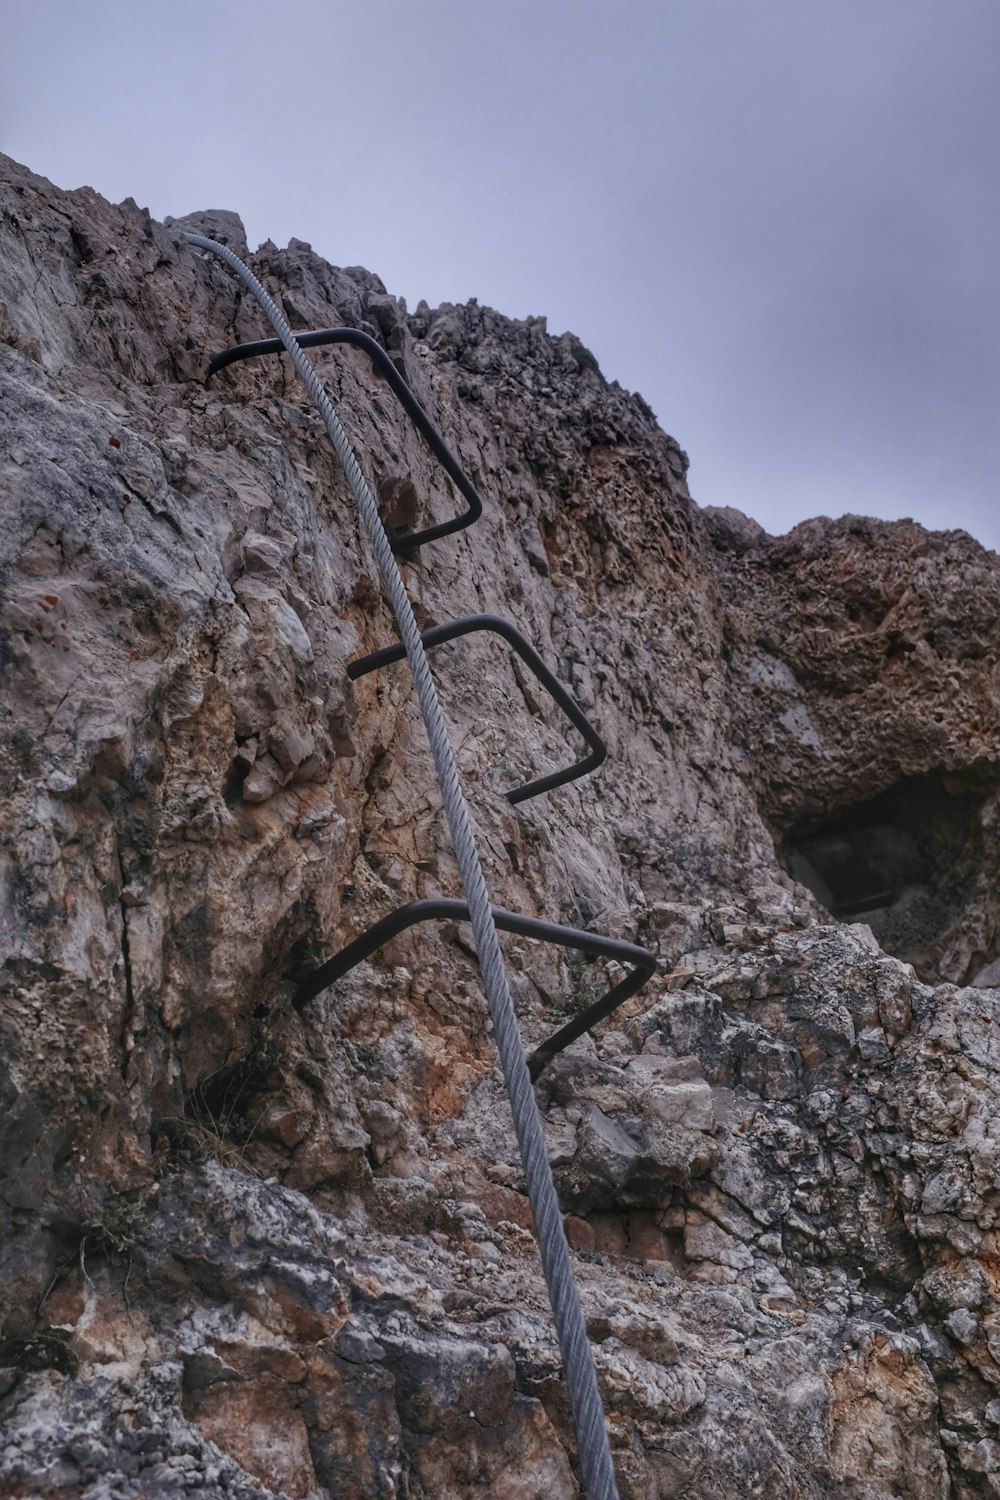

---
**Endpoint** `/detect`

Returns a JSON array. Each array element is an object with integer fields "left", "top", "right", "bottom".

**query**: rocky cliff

[{"left": 3, "top": 152, "right": 1000, "bottom": 1498}]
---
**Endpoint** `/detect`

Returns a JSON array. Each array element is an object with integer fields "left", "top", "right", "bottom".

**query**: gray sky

[{"left": 3, "top": 0, "right": 998, "bottom": 548}]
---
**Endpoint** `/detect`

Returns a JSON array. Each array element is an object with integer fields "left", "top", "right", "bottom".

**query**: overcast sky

[{"left": 3, "top": 1, "right": 998, "bottom": 548}]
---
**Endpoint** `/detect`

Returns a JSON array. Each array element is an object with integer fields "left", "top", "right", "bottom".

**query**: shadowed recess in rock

[{"left": 782, "top": 770, "right": 994, "bottom": 981}]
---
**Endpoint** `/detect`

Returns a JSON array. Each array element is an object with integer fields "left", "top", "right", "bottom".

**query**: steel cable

[{"left": 184, "top": 234, "right": 620, "bottom": 1499}]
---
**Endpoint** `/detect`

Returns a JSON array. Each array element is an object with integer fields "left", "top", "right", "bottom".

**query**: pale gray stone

[{"left": 5, "top": 149, "right": 1000, "bottom": 1499}]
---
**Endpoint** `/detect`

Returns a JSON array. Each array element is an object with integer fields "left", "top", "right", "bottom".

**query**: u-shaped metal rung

[
  {"left": 348, "top": 614, "right": 606, "bottom": 804},
  {"left": 207, "top": 326, "right": 482, "bottom": 554},
  {"left": 292, "top": 897, "right": 656, "bottom": 1081}
]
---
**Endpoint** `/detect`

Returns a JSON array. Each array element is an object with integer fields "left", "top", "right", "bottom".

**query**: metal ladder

[{"left": 207, "top": 324, "right": 655, "bottom": 1079}]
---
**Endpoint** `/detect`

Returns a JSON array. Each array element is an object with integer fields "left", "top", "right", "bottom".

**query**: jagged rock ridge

[{"left": 3, "top": 152, "right": 1000, "bottom": 1497}]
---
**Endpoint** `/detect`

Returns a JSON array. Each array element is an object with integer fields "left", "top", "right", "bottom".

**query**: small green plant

[
  {"left": 559, "top": 949, "right": 604, "bottom": 1019},
  {"left": 560, "top": 987, "right": 598, "bottom": 1020},
  {"left": 96, "top": 1193, "right": 144, "bottom": 1257},
  {"left": 348, "top": 1041, "right": 383, "bottom": 1077},
  {"left": 565, "top": 949, "right": 590, "bottom": 984}
]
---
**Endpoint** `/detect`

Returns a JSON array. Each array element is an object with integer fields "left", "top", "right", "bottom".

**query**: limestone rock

[{"left": 3, "top": 150, "right": 1000, "bottom": 1497}]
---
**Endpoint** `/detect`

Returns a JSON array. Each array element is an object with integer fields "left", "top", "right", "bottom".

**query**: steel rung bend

[
  {"left": 207, "top": 326, "right": 482, "bottom": 554},
  {"left": 349, "top": 613, "right": 606, "bottom": 803},
  {"left": 291, "top": 897, "right": 655, "bottom": 1080}
]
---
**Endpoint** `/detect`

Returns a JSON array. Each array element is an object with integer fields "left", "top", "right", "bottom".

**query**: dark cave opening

[{"left": 781, "top": 771, "right": 992, "bottom": 981}]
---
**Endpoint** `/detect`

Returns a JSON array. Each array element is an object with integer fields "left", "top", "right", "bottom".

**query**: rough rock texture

[{"left": 3, "top": 152, "right": 1000, "bottom": 1497}]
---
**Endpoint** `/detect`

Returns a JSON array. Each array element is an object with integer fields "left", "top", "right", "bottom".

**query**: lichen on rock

[{"left": 3, "top": 150, "right": 1000, "bottom": 1497}]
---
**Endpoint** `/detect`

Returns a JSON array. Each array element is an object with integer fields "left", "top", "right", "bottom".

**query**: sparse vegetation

[
  {"left": 347, "top": 1040, "right": 384, "bottom": 1077},
  {"left": 96, "top": 1192, "right": 145, "bottom": 1257},
  {"left": 0, "top": 1326, "right": 78, "bottom": 1378}
]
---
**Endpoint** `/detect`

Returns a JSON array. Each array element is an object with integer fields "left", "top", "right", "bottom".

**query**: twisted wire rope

[{"left": 184, "top": 233, "right": 620, "bottom": 1499}]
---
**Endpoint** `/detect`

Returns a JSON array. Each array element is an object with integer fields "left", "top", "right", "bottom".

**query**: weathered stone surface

[{"left": 4, "top": 150, "right": 1000, "bottom": 1497}]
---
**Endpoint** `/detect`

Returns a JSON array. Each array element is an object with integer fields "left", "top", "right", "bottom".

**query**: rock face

[{"left": 3, "top": 152, "right": 1000, "bottom": 1498}]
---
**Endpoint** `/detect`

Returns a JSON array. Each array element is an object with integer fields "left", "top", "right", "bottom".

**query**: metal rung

[
  {"left": 292, "top": 897, "right": 656, "bottom": 1081},
  {"left": 187, "top": 235, "right": 634, "bottom": 1490},
  {"left": 349, "top": 613, "right": 606, "bottom": 804},
  {"left": 206, "top": 326, "right": 482, "bottom": 554}
]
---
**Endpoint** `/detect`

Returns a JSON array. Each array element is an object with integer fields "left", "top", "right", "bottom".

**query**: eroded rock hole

[{"left": 781, "top": 771, "right": 992, "bottom": 982}]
